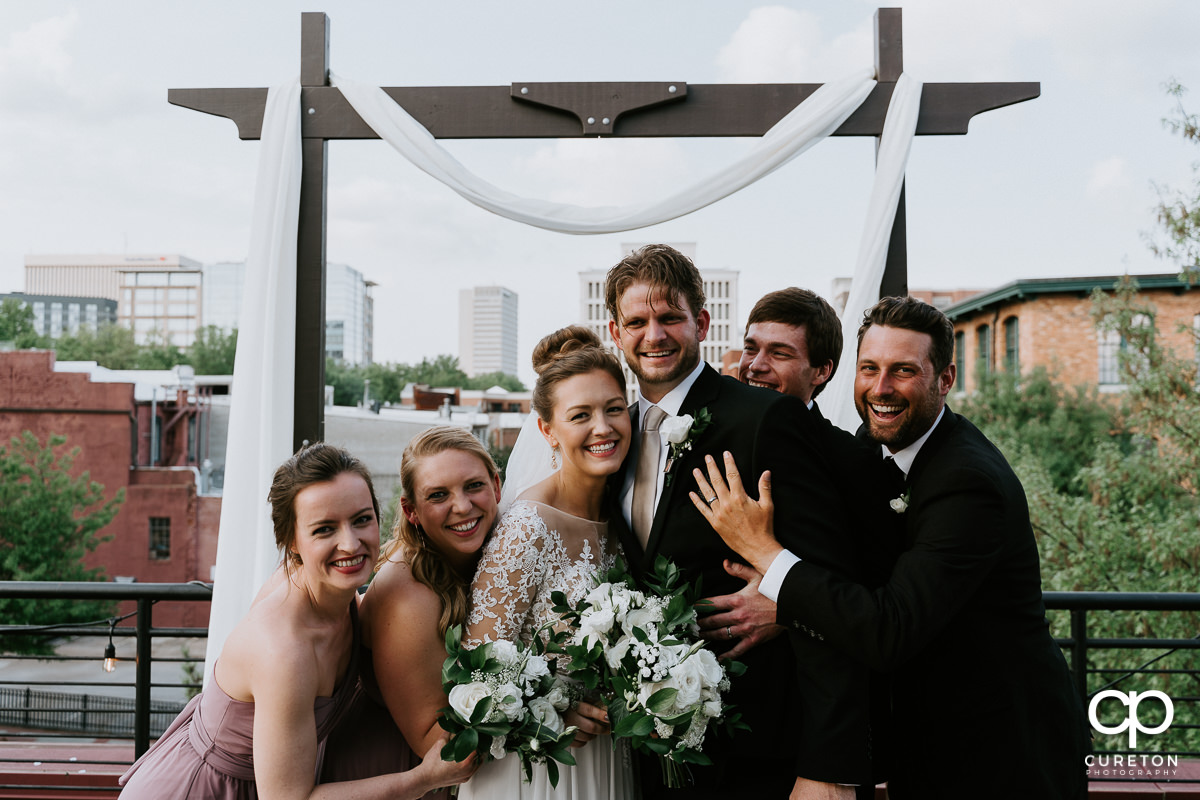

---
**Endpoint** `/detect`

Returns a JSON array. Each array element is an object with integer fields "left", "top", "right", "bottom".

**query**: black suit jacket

[
  {"left": 612, "top": 366, "right": 876, "bottom": 789},
  {"left": 777, "top": 409, "right": 1091, "bottom": 799}
]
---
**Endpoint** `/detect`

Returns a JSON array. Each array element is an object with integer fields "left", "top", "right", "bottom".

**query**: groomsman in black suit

[
  {"left": 695, "top": 296, "right": 1091, "bottom": 799},
  {"left": 604, "top": 247, "right": 873, "bottom": 799}
]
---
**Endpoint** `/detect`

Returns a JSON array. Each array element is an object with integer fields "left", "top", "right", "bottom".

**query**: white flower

[
  {"left": 448, "top": 682, "right": 492, "bottom": 720},
  {"left": 703, "top": 698, "right": 723, "bottom": 719},
  {"left": 495, "top": 682, "right": 525, "bottom": 722},
  {"left": 605, "top": 635, "right": 635, "bottom": 670},
  {"left": 693, "top": 648, "right": 724, "bottom": 689},
  {"left": 668, "top": 658, "right": 704, "bottom": 709},
  {"left": 528, "top": 697, "right": 565, "bottom": 735},
  {"left": 489, "top": 735, "right": 508, "bottom": 760},
  {"left": 545, "top": 683, "right": 571, "bottom": 712},
  {"left": 520, "top": 654, "right": 550, "bottom": 684},
  {"left": 889, "top": 493, "right": 909, "bottom": 514},
  {"left": 489, "top": 639, "right": 520, "bottom": 665},
  {"left": 625, "top": 606, "right": 662, "bottom": 633},
  {"left": 659, "top": 414, "right": 694, "bottom": 445},
  {"left": 578, "top": 607, "right": 616, "bottom": 641}
]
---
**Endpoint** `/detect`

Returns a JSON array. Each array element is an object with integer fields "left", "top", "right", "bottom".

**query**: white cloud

[
  {"left": 515, "top": 138, "right": 693, "bottom": 207},
  {"left": 716, "top": 7, "right": 870, "bottom": 82},
  {"left": 0, "top": 12, "right": 80, "bottom": 107},
  {"left": 1087, "top": 156, "right": 1129, "bottom": 195}
]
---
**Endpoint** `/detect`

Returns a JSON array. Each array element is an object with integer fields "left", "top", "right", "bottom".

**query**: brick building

[
  {"left": 0, "top": 351, "right": 220, "bottom": 626},
  {"left": 941, "top": 274, "right": 1200, "bottom": 395}
]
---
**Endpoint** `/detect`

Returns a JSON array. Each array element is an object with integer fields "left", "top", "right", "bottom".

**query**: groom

[{"left": 605, "top": 245, "right": 874, "bottom": 799}]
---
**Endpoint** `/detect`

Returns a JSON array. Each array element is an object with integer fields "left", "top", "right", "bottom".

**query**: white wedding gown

[{"left": 461, "top": 500, "right": 635, "bottom": 800}]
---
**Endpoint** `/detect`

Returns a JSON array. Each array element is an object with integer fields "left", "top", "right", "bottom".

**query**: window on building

[
  {"left": 149, "top": 517, "right": 171, "bottom": 560},
  {"left": 1098, "top": 314, "right": 1152, "bottom": 385},
  {"left": 1003, "top": 316, "right": 1019, "bottom": 374},
  {"left": 954, "top": 331, "right": 966, "bottom": 386},
  {"left": 976, "top": 324, "right": 992, "bottom": 375}
]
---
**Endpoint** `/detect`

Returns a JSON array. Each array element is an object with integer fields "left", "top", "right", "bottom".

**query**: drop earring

[{"left": 551, "top": 446, "right": 559, "bottom": 470}]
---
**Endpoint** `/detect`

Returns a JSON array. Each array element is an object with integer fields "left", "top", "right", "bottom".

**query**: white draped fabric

[
  {"left": 202, "top": 79, "right": 303, "bottom": 688},
  {"left": 822, "top": 73, "right": 923, "bottom": 432},
  {"left": 203, "top": 68, "right": 921, "bottom": 685}
]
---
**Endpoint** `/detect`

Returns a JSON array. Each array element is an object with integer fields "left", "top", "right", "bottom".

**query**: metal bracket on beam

[{"left": 511, "top": 82, "right": 688, "bottom": 136}]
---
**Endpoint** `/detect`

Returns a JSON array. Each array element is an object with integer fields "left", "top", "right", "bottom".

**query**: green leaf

[
  {"left": 445, "top": 624, "right": 462, "bottom": 654},
  {"left": 646, "top": 687, "right": 679, "bottom": 715},
  {"left": 453, "top": 727, "right": 479, "bottom": 762},
  {"left": 614, "top": 712, "right": 656, "bottom": 738},
  {"left": 469, "top": 695, "right": 493, "bottom": 725},
  {"left": 545, "top": 757, "right": 560, "bottom": 788}
]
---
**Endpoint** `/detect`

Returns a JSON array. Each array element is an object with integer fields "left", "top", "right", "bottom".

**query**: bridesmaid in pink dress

[{"left": 119, "top": 443, "right": 477, "bottom": 799}]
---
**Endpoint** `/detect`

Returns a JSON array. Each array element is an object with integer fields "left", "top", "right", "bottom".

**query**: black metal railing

[
  {"left": 0, "top": 582, "right": 211, "bottom": 757},
  {"left": 1045, "top": 591, "right": 1200, "bottom": 786},
  {"left": 0, "top": 584, "right": 1195, "bottom": 795}
]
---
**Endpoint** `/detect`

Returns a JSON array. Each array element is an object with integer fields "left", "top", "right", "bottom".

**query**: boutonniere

[
  {"left": 660, "top": 407, "right": 714, "bottom": 485},
  {"left": 889, "top": 491, "right": 910, "bottom": 514}
]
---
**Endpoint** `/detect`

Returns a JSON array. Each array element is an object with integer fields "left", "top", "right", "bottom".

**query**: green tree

[
  {"left": 466, "top": 371, "right": 527, "bottom": 392},
  {"left": 188, "top": 326, "right": 238, "bottom": 375},
  {"left": 0, "top": 432, "right": 123, "bottom": 655},
  {"left": 135, "top": 330, "right": 186, "bottom": 370},
  {"left": 1148, "top": 80, "right": 1200, "bottom": 280},
  {"left": 0, "top": 298, "right": 42, "bottom": 349},
  {"left": 54, "top": 323, "right": 141, "bottom": 369}
]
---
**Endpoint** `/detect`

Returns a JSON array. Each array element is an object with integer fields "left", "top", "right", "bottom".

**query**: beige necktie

[{"left": 632, "top": 405, "right": 667, "bottom": 549}]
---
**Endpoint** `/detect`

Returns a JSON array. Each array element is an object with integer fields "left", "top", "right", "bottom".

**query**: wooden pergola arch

[{"left": 170, "top": 8, "right": 1039, "bottom": 450}]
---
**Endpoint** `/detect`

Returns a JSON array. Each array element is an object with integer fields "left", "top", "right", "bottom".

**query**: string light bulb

[{"left": 102, "top": 619, "right": 117, "bottom": 673}]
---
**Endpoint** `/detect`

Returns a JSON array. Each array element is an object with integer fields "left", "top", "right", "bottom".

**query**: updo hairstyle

[
  {"left": 268, "top": 443, "right": 380, "bottom": 567},
  {"left": 531, "top": 325, "right": 627, "bottom": 422}
]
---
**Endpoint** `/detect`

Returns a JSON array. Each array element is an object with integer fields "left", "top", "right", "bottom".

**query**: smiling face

[
  {"left": 401, "top": 449, "right": 500, "bottom": 571},
  {"left": 854, "top": 324, "right": 955, "bottom": 452},
  {"left": 539, "top": 369, "right": 631, "bottom": 481},
  {"left": 739, "top": 321, "right": 832, "bottom": 404},
  {"left": 609, "top": 281, "right": 710, "bottom": 402},
  {"left": 290, "top": 471, "right": 380, "bottom": 590}
]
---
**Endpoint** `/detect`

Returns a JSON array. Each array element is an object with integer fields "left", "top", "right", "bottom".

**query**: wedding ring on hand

[
  {"left": 725, "top": 626, "right": 733, "bottom": 640},
  {"left": 705, "top": 495, "right": 717, "bottom": 505}
]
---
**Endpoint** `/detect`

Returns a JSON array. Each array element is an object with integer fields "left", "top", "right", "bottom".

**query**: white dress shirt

[{"left": 619, "top": 360, "right": 707, "bottom": 527}]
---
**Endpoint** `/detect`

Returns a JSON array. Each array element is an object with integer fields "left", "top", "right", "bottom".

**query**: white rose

[
  {"left": 579, "top": 607, "right": 616, "bottom": 642},
  {"left": 495, "top": 682, "right": 525, "bottom": 722},
  {"left": 448, "top": 682, "right": 491, "bottom": 721},
  {"left": 625, "top": 606, "right": 661, "bottom": 633},
  {"left": 693, "top": 648, "right": 724, "bottom": 689},
  {"left": 520, "top": 654, "right": 550, "bottom": 684},
  {"left": 668, "top": 658, "right": 704, "bottom": 709},
  {"left": 528, "top": 696, "right": 565, "bottom": 735},
  {"left": 545, "top": 683, "right": 571, "bottom": 712},
  {"left": 585, "top": 584, "right": 613, "bottom": 608},
  {"left": 703, "top": 698, "right": 724, "bottom": 719},
  {"left": 489, "top": 639, "right": 520, "bottom": 665},
  {"left": 489, "top": 735, "right": 508, "bottom": 760},
  {"left": 890, "top": 496, "right": 909, "bottom": 513},
  {"left": 659, "top": 414, "right": 694, "bottom": 445},
  {"left": 657, "top": 642, "right": 690, "bottom": 670}
]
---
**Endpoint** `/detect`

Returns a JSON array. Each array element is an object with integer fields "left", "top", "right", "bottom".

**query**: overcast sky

[{"left": 3, "top": 1, "right": 1199, "bottom": 385}]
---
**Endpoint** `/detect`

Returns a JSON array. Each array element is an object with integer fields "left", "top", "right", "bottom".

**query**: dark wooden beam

[
  {"left": 876, "top": 8, "right": 909, "bottom": 299},
  {"left": 294, "top": 11, "right": 329, "bottom": 451},
  {"left": 167, "top": 81, "right": 1039, "bottom": 141}
]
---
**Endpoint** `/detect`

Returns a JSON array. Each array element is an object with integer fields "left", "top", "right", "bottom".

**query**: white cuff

[{"left": 758, "top": 550, "right": 800, "bottom": 602}]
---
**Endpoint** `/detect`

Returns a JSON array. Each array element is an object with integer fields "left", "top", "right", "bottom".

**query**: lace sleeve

[{"left": 465, "top": 503, "right": 551, "bottom": 647}]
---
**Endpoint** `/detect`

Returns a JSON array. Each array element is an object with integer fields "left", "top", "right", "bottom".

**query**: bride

[{"left": 461, "top": 326, "right": 636, "bottom": 800}]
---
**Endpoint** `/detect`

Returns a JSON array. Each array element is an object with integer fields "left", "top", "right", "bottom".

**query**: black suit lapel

[
  {"left": 643, "top": 366, "right": 722, "bottom": 564},
  {"left": 906, "top": 406, "right": 956, "bottom": 487}
]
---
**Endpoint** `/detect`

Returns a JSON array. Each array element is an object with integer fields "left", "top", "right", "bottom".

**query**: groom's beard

[{"left": 626, "top": 338, "right": 701, "bottom": 390}]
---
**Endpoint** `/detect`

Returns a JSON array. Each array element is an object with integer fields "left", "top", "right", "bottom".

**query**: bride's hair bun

[
  {"left": 531, "top": 325, "right": 604, "bottom": 376},
  {"left": 530, "top": 325, "right": 626, "bottom": 422}
]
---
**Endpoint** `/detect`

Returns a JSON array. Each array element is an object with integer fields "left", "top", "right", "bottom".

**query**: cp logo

[{"left": 1088, "top": 690, "right": 1174, "bottom": 748}]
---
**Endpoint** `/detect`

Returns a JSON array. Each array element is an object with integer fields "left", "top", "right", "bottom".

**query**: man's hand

[
  {"left": 690, "top": 451, "right": 783, "bottom": 575},
  {"left": 697, "top": 560, "right": 785, "bottom": 660},
  {"left": 791, "top": 777, "right": 855, "bottom": 800}
]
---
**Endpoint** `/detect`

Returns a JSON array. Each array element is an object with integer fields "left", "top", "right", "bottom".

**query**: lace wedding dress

[{"left": 461, "top": 500, "right": 635, "bottom": 800}]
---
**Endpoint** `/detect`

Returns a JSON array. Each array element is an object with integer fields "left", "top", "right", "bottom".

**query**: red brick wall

[
  {"left": 0, "top": 351, "right": 216, "bottom": 627},
  {"left": 951, "top": 289, "right": 1200, "bottom": 395}
]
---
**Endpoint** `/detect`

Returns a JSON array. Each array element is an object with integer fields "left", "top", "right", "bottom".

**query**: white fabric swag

[{"left": 203, "top": 68, "right": 923, "bottom": 686}]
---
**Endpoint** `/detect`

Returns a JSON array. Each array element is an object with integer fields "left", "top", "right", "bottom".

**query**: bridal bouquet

[
  {"left": 439, "top": 625, "right": 578, "bottom": 786},
  {"left": 551, "top": 557, "right": 747, "bottom": 787}
]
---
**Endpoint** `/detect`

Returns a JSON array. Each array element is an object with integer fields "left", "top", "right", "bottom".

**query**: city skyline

[{"left": 2, "top": 2, "right": 1199, "bottom": 387}]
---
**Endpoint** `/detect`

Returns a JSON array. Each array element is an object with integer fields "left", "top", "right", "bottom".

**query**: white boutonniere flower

[
  {"left": 660, "top": 408, "right": 713, "bottom": 485},
  {"left": 889, "top": 491, "right": 910, "bottom": 514}
]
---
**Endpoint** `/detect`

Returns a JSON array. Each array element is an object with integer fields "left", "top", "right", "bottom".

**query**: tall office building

[
  {"left": 25, "top": 254, "right": 204, "bottom": 346},
  {"left": 459, "top": 286, "right": 519, "bottom": 378},
  {"left": 579, "top": 243, "right": 739, "bottom": 390},
  {"left": 200, "top": 260, "right": 375, "bottom": 365},
  {"left": 0, "top": 293, "right": 117, "bottom": 339}
]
